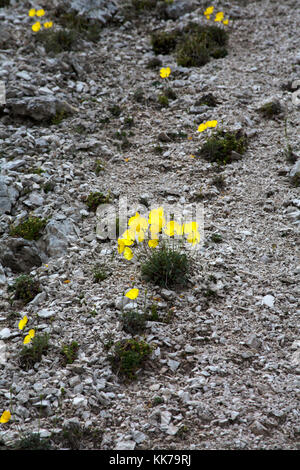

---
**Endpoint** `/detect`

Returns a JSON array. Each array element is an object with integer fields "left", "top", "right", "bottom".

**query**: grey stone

[
  {"left": 70, "top": 0, "right": 119, "bottom": 23},
  {"left": 0, "top": 238, "right": 44, "bottom": 273},
  {"left": 165, "top": 0, "right": 198, "bottom": 20},
  {"left": 7, "top": 96, "right": 78, "bottom": 122}
]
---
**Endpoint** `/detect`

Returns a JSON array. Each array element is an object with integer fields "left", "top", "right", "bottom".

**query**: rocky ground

[{"left": 0, "top": 0, "right": 299, "bottom": 451}]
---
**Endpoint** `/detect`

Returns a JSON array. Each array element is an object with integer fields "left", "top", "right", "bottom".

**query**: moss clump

[
  {"left": 108, "top": 338, "right": 152, "bottom": 380},
  {"left": 198, "top": 129, "right": 248, "bottom": 164},
  {"left": 158, "top": 94, "right": 169, "bottom": 107},
  {"left": 61, "top": 341, "right": 79, "bottom": 365},
  {"left": 92, "top": 264, "right": 109, "bottom": 283},
  {"left": 9, "top": 216, "right": 47, "bottom": 241},
  {"left": 122, "top": 311, "right": 147, "bottom": 335},
  {"left": 9, "top": 275, "right": 41, "bottom": 304},
  {"left": 19, "top": 333, "right": 50, "bottom": 370},
  {"left": 108, "top": 104, "right": 122, "bottom": 117},
  {"left": 151, "top": 23, "right": 228, "bottom": 67},
  {"left": 257, "top": 100, "right": 282, "bottom": 119},
  {"left": 35, "top": 29, "right": 77, "bottom": 54},
  {"left": 141, "top": 242, "right": 190, "bottom": 288},
  {"left": 211, "top": 233, "right": 223, "bottom": 243},
  {"left": 86, "top": 191, "right": 110, "bottom": 212}
]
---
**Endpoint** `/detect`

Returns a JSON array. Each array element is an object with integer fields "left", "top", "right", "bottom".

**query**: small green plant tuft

[
  {"left": 257, "top": 100, "right": 282, "bottom": 119},
  {"left": 108, "top": 338, "right": 152, "bottom": 380},
  {"left": 141, "top": 242, "right": 190, "bottom": 288},
  {"left": 9, "top": 216, "right": 47, "bottom": 241},
  {"left": 211, "top": 233, "right": 223, "bottom": 243},
  {"left": 86, "top": 191, "right": 110, "bottom": 212},
  {"left": 61, "top": 341, "right": 79, "bottom": 365},
  {"left": 36, "top": 29, "right": 77, "bottom": 54},
  {"left": 198, "top": 129, "right": 248, "bottom": 164},
  {"left": 92, "top": 263, "right": 109, "bottom": 283},
  {"left": 19, "top": 333, "right": 50, "bottom": 370},
  {"left": 158, "top": 94, "right": 169, "bottom": 107},
  {"left": 196, "top": 92, "right": 219, "bottom": 107},
  {"left": 9, "top": 275, "right": 41, "bottom": 304},
  {"left": 151, "top": 23, "right": 228, "bottom": 67},
  {"left": 12, "top": 433, "right": 52, "bottom": 450}
]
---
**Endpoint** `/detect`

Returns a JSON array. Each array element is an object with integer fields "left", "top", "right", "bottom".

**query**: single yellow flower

[
  {"left": 209, "top": 120, "right": 218, "bottom": 127},
  {"left": 128, "top": 213, "right": 148, "bottom": 233},
  {"left": 163, "top": 221, "right": 183, "bottom": 237},
  {"left": 28, "top": 8, "right": 36, "bottom": 17},
  {"left": 204, "top": 6, "right": 214, "bottom": 16},
  {"left": 186, "top": 230, "right": 201, "bottom": 245},
  {"left": 148, "top": 207, "right": 165, "bottom": 231},
  {"left": 23, "top": 335, "right": 32, "bottom": 345},
  {"left": 197, "top": 123, "right": 207, "bottom": 132},
  {"left": 148, "top": 239, "right": 159, "bottom": 248},
  {"left": 223, "top": 19, "right": 229, "bottom": 25},
  {"left": 28, "top": 329, "right": 35, "bottom": 339},
  {"left": 183, "top": 221, "right": 199, "bottom": 234},
  {"left": 0, "top": 410, "right": 11, "bottom": 424},
  {"left": 123, "top": 247, "right": 133, "bottom": 260},
  {"left": 36, "top": 9, "right": 45, "bottom": 17},
  {"left": 214, "top": 12, "right": 224, "bottom": 22},
  {"left": 205, "top": 15, "right": 210, "bottom": 20},
  {"left": 64, "top": 279, "right": 71, "bottom": 284},
  {"left": 44, "top": 21, "right": 53, "bottom": 29},
  {"left": 32, "top": 21, "right": 41, "bottom": 32},
  {"left": 125, "top": 288, "right": 139, "bottom": 300},
  {"left": 160, "top": 67, "right": 171, "bottom": 79},
  {"left": 18, "top": 315, "right": 28, "bottom": 331}
]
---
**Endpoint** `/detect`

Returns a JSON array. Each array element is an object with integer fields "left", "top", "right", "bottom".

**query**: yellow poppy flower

[
  {"left": 28, "top": 8, "right": 36, "bottom": 17},
  {"left": 128, "top": 213, "right": 148, "bottom": 233},
  {"left": 0, "top": 410, "right": 11, "bottom": 424},
  {"left": 28, "top": 329, "right": 35, "bottom": 339},
  {"left": 23, "top": 334, "right": 32, "bottom": 345},
  {"left": 197, "top": 122, "right": 207, "bottom": 132},
  {"left": 160, "top": 67, "right": 171, "bottom": 79},
  {"left": 223, "top": 19, "right": 229, "bottom": 25},
  {"left": 32, "top": 21, "right": 41, "bottom": 32},
  {"left": 214, "top": 12, "right": 224, "bottom": 22},
  {"left": 183, "top": 221, "right": 199, "bottom": 234},
  {"left": 163, "top": 221, "right": 183, "bottom": 237},
  {"left": 125, "top": 288, "right": 139, "bottom": 300},
  {"left": 204, "top": 6, "right": 214, "bottom": 16},
  {"left": 36, "top": 9, "right": 45, "bottom": 17},
  {"left": 44, "top": 21, "right": 53, "bottom": 29},
  {"left": 148, "top": 207, "right": 165, "bottom": 231},
  {"left": 148, "top": 239, "right": 159, "bottom": 248},
  {"left": 18, "top": 315, "right": 28, "bottom": 331},
  {"left": 123, "top": 247, "right": 133, "bottom": 260},
  {"left": 186, "top": 230, "right": 201, "bottom": 245}
]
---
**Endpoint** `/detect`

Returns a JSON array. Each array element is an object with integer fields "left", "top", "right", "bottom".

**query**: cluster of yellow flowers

[
  {"left": 204, "top": 6, "right": 229, "bottom": 25},
  {"left": 197, "top": 120, "right": 218, "bottom": 133},
  {"left": 0, "top": 314, "right": 37, "bottom": 424},
  {"left": 29, "top": 8, "right": 53, "bottom": 32},
  {"left": 117, "top": 207, "right": 201, "bottom": 261},
  {"left": 18, "top": 315, "right": 35, "bottom": 345}
]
